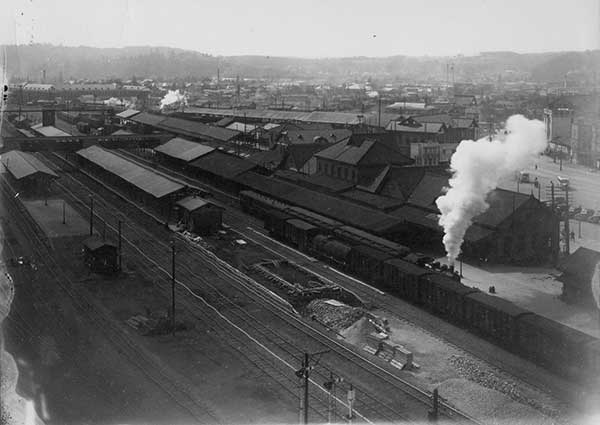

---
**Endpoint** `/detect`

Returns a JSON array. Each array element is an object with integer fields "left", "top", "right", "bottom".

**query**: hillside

[{"left": 2, "top": 44, "right": 599, "bottom": 83}]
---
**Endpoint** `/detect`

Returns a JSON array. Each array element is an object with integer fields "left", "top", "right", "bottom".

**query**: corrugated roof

[
  {"left": 157, "top": 117, "right": 240, "bottom": 142},
  {"left": 189, "top": 151, "right": 257, "bottom": 179},
  {"left": 1, "top": 150, "right": 58, "bottom": 180},
  {"left": 131, "top": 112, "right": 168, "bottom": 127},
  {"left": 116, "top": 109, "right": 141, "bottom": 119},
  {"left": 155, "top": 137, "right": 215, "bottom": 162},
  {"left": 77, "top": 145, "right": 184, "bottom": 198},
  {"left": 31, "top": 124, "right": 71, "bottom": 137}
]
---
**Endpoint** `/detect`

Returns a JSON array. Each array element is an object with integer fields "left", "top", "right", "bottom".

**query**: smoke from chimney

[
  {"left": 159, "top": 90, "right": 187, "bottom": 110},
  {"left": 435, "top": 115, "right": 547, "bottom": 263}
]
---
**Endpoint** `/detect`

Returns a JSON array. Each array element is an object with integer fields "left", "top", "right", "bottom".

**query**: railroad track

[
  {"left": 0, "top": 176, "right": 222, "bottom": 424},
  {"left": 113, "top": 149, "right": 574, "bottom": 419},
  {"left": 40, "top": 151, "right": 481, "bottom": 424}
]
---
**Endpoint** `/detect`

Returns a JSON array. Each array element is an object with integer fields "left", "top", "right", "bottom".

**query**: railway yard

[{"left": 1, "top": 143, "right": 600, "bottom": 424}]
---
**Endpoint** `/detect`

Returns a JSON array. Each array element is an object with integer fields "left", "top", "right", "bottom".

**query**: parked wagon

[
  {"left": 382, "top": 259, "right": 430, "bottom": 302},
  {"left": 464, "top": 292, "right": 531, "bottom": 346},
  {"left": 422, "top": 274, "right": 479, "bottom": 320},
  {"left": 348, "top": 244, "right": 395, "bottom": 284}
]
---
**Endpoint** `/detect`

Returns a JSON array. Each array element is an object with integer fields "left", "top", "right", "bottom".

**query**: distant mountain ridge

[{"left": 2, "top": 44, "right": 599, "bottom": 83}]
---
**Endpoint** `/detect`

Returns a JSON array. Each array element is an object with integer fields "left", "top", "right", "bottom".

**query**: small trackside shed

[
  {"left": 83, "top": 236, "right": 119, "bottom": 274},
  {"left": 175, "top": 196, "right": 223, "bottom": 235},
  {"left": 76, "top": 145, "right": 186, "bottom": 218},
  {"left": 1, "top": 150, "right": 58, "bottom": 196}
]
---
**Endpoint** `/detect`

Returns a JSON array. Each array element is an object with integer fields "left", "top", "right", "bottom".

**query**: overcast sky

[{"left": 2, "top": 0, "right": 599, "bottom": 57}]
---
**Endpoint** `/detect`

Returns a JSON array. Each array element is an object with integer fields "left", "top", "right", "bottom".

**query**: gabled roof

[
  {"left": 157, "top": 117, "right": 241, "bottom": 142},
  {"left": 226, "top": 122, "right": 258, "bottom": 133},
  {"left": 116, "top": 109, "right": 141, "bottom": 119},
  {"left": 111, "top": 129, "right": 134, "bottom": 136},
  {"left": 407, "top": 173, "right": 451, "bottom": 209},
  {"left": 248, "top": 149, "right": 286, "bottom": 169},
  {"left": 84, "top": 236, "right": 117, "bottom": 251},
  {"left": 236, "top": 172, "right": 404, "bottom": 235},
  {"left": 189, "top": 151, "right": 257, "bottom": 179},
  {"left": 315, "top": 138, "right": 413, "bottom": 167},
  {"left": 1, "top": 150, "right": 58, "bottom": 180},
  {"left": 31, "top": 124, "right": 71, "bottom": 137},
  {"left": 130, "top": 112, "right": 168, "bottom": 127},
  {"left": 155, "top": 137, "right": 215, "bottom": 162},
  {"left": 176, "top": 196, "right": 219, "bottom": 211},
  {"left": 287, "top": 144, "right": 329, "bottom": 170},
  {"left": 77, "top": 145, "right": 185, "bottom": 198},
  {"left": 474, "top": 189, "right": 535, "bottom": 228},
  {"left": 558, "top": 247, "right": 600, "bottom": 284}
]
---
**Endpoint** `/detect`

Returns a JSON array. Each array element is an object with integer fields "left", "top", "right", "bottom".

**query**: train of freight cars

[{"left": 239, "top": 190, "right": 600, "bottom": 384}]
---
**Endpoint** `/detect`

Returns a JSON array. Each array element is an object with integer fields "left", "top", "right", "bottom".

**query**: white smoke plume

[
  {"left": 159, "top": 90, "right": 187, "bottom": 110},
  {"left": 435, "top": 115, "right": 547, "bottom": 263},
  {"left": 103, "top": 97, "right": 133, "bottom": 108}
]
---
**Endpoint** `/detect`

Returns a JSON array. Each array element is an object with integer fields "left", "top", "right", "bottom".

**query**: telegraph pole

[
  {"left": 89, "top": 195, "right": 94, "bottom": 236},
  {"left": 303, "top": 352, "right": 309, "bottom": 425},
  {"left": 295, "top": 350, "right": 330, "bottom": 424},
  {"left": 62, "top": 200, "right": 66, "bottom": 224},
  {"left": 118, "top": 220, "right": 122, "bottom": 271},
  {"left": 565, "top": 185, "right": 570, "bottom": 255},
  {"left": 171, "top": 240, "right": 176, "bottom": 335}
]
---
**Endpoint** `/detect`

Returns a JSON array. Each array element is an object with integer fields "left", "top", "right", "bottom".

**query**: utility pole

[
  {"left": 62, "top": 200, "right": 66, "bottom": 224},
  {"left": 565, "top": 185, "right": 570, "bottom": 255},
  {"left": 323, "top": 373, "right": 343, "bottom": 424},
  {"left": 171, "top": 240, "right": 176, "bottom": 335},
  {"left": 377, "top": 97, "right": 382, "bottom": 128},
  {"left": 103, "top": 219, "right": 106, "bottom": 241},
  {"left": 118, "top": 220, "right": 122, "bottom": 271},
  {"left": 550, "top": 181, "right": 555, "bottom": 210},
  {"left": 303, "top": 352, "right": 309, "bottom": 425},
  {"left": 89, "top": 195, "right": 94, "bottom": 236},
  {"left": 428, "top": 388, "right": 439, "bottom": 422},
  {"left": 295, "top": 350, "right": 330, "bottom": 424}
]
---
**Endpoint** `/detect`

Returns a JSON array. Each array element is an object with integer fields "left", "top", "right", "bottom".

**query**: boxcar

[
  {"left": 264, "top": 210, "right": 293, "bottom": 239},
  {"left": 422, "top": 274, "right": 479, "bottom": 321},
  {"left": 348, "top": 244, "right": 395, "bottom": 283},
  {"left": 284, "top": 218, "right": 319, "bottom": 251},
  {"left": 382, "top": 258, "right": 430, "bottom": 302},
  {"left": 464, "top": 292, "right": 531, "bottom": 346},
  {"left": 311, "top": 235, "right": 352, "bottom": 267},
  {"left": 515, "top": 313, "right": 594, "bottom": 381}
]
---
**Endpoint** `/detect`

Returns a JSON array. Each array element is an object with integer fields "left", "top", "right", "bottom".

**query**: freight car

[{"left": 240, "top": 189, "right": 600, "bottom": 383}]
